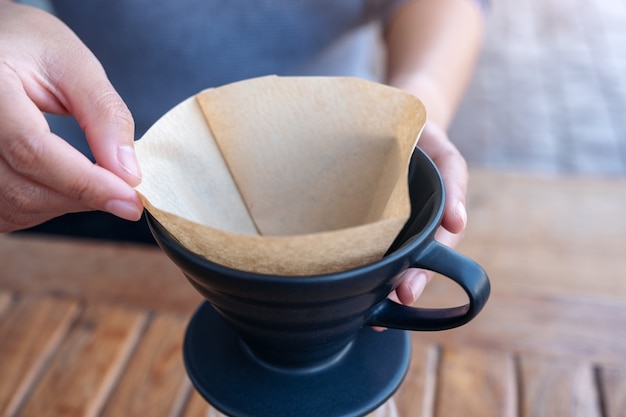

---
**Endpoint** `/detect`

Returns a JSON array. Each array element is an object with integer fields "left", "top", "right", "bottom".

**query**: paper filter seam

[{"left": 193, "top": 93, "right": 264, "bottom": 236}]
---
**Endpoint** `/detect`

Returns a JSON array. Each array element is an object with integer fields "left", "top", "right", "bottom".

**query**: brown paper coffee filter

[{"left": 135, "top": 76, "right": 426, "bottom": 276}]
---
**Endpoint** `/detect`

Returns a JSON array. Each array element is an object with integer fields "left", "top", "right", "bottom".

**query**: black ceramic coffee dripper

[{"left": 147, "top": 147, "right": 490, "bottom": 417}]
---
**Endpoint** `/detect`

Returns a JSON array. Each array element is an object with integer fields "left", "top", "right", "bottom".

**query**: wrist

[{"left": 387, "top": 73, "right": 452, "bottom": 129}]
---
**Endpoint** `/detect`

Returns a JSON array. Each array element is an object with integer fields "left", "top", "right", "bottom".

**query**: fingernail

[
  {"left": 456, "top": 201, "right": 467, "bottom": 229},
  {"left": 409, "top": 272, "right": 428, "bottom": 302},
  {"left": 104, "top": 199, "right": 142, "bottom": 221},
  {"left": 117, "top": 145, "right": 142, "bottom": 181}
]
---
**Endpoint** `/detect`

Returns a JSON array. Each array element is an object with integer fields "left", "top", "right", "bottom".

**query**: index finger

[
  {"left": 0, "top": 74, "right": 143, "bottom": 221},
  {"left": 44, "top": 40, "right": 141, "bottom": 187}
]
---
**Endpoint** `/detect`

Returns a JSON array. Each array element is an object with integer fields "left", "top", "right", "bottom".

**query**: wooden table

[{"left": 1, "top": 170, "right": 626, "bottom": 417}]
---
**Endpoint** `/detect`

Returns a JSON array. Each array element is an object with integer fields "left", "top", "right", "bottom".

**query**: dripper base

[{"left": 184, "top": 302, "right": 411, "bottom": 417}]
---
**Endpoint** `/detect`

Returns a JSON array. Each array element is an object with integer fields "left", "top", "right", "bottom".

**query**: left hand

[{"left": 392, "top": 121, "right": 468, "bottom": 305}]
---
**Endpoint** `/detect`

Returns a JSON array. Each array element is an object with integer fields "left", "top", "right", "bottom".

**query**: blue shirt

[{"left": 46, "top": 0, "right": 487, "bottom": 155}]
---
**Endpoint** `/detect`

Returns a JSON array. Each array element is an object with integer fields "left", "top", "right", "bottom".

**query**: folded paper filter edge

[
  {"left": 193, "top": 92, "right": 265, "bottom": 236},
  {"left": 134, "top": 76, "right": 428, "bottom": 275}
]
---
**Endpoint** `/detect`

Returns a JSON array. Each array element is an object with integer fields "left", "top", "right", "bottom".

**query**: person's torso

[{"left": 48, "top": 0, "right": 403, "bottom": 140}]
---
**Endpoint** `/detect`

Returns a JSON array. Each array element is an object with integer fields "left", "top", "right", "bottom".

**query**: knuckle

[
  {"left": 94, "top": 91, "right": 134, "bottom": 130},
  {"left": 0, "top": 192, "right": 44, "bottom": 232},
  {"left": 0, "top": 214, "right": 32, "bottom": 232},
  {"left": 63, "top": 173, "right": 94, "bottom": 203},
  {"left": 0, "top": 210, "right": 49, "bottom": 232},
  {"left": 3, "top": 133, "right": 45, "bottom": 175},
  {"left": 1, "top": 180, "right": 42, "bottom": 213},
  {"left": 0, "top": 216, "right": 23, "bottom": 233},
  {"left": 453, "top": 149, "right": 469, "bottom": 173}
]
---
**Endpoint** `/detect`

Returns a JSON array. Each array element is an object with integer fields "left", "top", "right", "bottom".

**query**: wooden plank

[
  {"left": 459, "top": 171, "right": 626, "bottom": 302},
  {"left": 366, "top": 399, "right": 399, "bottom": 417},
  {"left": 518, "top": 356, "right": 602, "bottom": 417},
  {"left": 409, "top": 171, "right": 626, "bottom": 366},
  {"left": 0, "top": 295, "right": 79, "bottom": 417},
  {"left": 16, "top": 304, "right": 147, "bottom": 417},
  {"left": 414, "top": 287, "right": 626, "bottom": 367},
  {"left": 598, "top": 366, "right": 626, "bottom": 417},
  {"left": 0, "top": 234, "right": 203, "bottom": 315},
  {"left": 434, "top": 347, "right": 516, "bottom": 417},
  {"left": 394, "top": 340, "right": 439, "bottom": 417},
  {"left": 179, "top": 384, "right": 217, "bottom": 417},
  {"left": 99, "top": 313, "right": 189, "bottom": 417}
]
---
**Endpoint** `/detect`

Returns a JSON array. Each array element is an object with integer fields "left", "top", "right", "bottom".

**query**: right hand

[
  {"left": 0, "top": 3, "right": 143, "bottom": 233},
  {"left": 392, "top": 121, "right": 468, "bottom": 306}
]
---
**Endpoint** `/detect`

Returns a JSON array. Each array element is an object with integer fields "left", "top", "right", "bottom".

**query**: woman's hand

[
  {"left": 385, "top": 0, "right": 483, "bottom": 306},
  {"left": 0, "top": 3, "right": 142, "bottom": 232},
  {"left": 393, "top": 121, "right": 468, "bottom": 305}
]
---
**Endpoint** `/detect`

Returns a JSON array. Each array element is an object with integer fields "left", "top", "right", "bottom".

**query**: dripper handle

[{"left": 367, "top": 241, "right": 490, "bottom": 331}]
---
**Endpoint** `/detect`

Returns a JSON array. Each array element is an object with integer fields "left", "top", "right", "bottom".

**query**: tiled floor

[{"left": 451, "top": 0, "right": 626, "bottom": 176}]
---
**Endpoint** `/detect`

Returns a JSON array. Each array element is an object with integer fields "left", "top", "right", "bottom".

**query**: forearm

[{"left": 384, "top": 0, "right": 484, "bottom": 129}]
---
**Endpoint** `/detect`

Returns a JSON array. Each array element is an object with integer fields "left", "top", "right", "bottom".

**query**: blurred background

[
  {"left": 21, "top": 0, "right": 626, "bottom": 178},
  {"left": 450, "top": 0, "right": 626, "bottom": 176},
  {"left": 4, "top": 3, "right": 625, "bottom": 414}
]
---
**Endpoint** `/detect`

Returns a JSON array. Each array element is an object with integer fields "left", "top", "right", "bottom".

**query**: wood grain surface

[
  {"left": 14, "top": 305, "right": 147, "bottom": 417},
  {"left": 2, "top": 167, "right": 625, "bottom": 416}
]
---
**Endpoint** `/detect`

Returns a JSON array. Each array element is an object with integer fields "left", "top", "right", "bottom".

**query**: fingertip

[
  {"left": 116, "top": 145, "right": 142, "bottom": 186},
  {"left": 451, "top": 200, "right": 467, "bottom": 233},
  {"left": 442, "top": 195, "right": 468, "bottom": 235},
  {"left": 396, "top": 270, "right": 428, "bottom": 305},
  {"left": 104, "top": 198, "right": 143, "bottom": 221}
]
